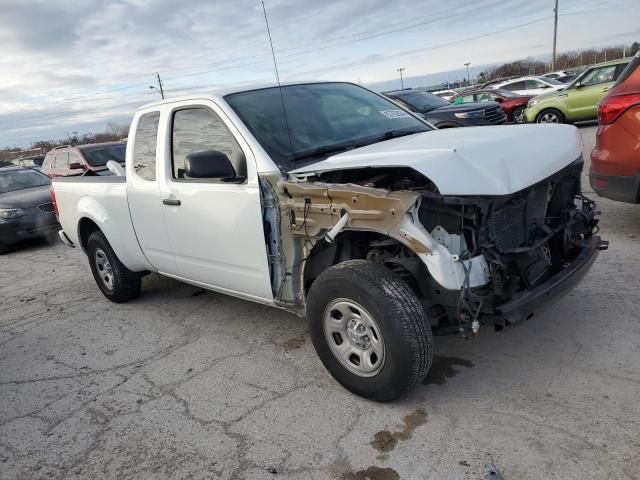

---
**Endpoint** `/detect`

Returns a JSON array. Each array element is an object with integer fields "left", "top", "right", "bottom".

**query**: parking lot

[{"left": 1, "top": 124, "right": 639, "bottom": 479}]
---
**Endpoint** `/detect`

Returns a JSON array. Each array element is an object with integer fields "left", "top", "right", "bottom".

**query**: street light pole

[
  {"left": 397, "top": 67, "right": 406, "bottom": 89},
  {"left": 464, "top": 62, "right": 471, "bottom": 85},
  {"left": 551, "top": 0, "right": 559, "bottom": 71}
]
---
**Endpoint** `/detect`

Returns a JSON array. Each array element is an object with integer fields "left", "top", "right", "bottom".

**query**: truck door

[
  {"left": 158, "top": 103, "right": 273, "bottom": 301},
  {"left": 126, "top": 111, "right": 176, "bottom": 273}
]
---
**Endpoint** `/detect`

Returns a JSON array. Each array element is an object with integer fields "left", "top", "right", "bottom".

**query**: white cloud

[{"left": 0, "top": 0, "right": 637, "bottom": 147}]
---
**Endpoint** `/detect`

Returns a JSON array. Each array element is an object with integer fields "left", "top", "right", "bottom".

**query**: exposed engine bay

[{"left": 260, "top": 157, "right": 603, "bottom": 335}]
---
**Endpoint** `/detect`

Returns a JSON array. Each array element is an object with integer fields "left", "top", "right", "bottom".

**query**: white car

[
  {"left": 52, "top": 81, "right": 604, "bottom": 402},
  {"left": 489, "top": 76, "right": 566, "bottom": 96},
  {"left": 432, "top": 89, "right": 457, "bottom": 101}
]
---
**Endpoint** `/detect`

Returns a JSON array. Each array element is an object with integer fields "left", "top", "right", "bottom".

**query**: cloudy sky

[{"left": 0, "top": 0, "right": 638, "bottom": 148}]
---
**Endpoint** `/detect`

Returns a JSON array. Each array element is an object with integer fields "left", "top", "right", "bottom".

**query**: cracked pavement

[{"left": 1, "top": 126, "right": 639, "bottom": 479}]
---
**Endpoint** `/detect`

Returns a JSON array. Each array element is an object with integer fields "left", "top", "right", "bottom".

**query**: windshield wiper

[
  {"left": 292, "top": 143, "right": 361, "bottom": 162},
  {"left": 376, "top": 128, "right": 426, "bottom": 141}
]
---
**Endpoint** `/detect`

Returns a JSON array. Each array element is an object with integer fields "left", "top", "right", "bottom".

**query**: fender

[{"left": 75, "top": 196, "right": 154, "bottom": 272}]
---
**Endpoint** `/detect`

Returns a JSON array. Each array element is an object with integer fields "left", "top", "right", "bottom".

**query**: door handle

[
  {"left": 601, "top": 87, "right": 610, "bottom": 92},
  {"left": 162, "top": 199, "right": 181, "bottom": 206}
]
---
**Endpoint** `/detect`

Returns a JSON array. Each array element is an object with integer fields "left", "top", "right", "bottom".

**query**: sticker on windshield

[{"left": 380, "top": 109, "right": 411, "bottom": 119}]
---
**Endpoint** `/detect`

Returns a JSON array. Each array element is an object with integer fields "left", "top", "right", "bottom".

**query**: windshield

[
  {"left": 225, "top": 83, "right": 430, "bottom": 169},
  {"left": 492, "top": 89, "right": 521, "bottom": 98},
  {"left": 391, "top": 91, "right": 449, "bottom": 112},
  {"left": 0, "top": 169, "right": 50, "bottom": 194},
  {"left": 80, "top": 143, "right": 126, "bottom": 167}
]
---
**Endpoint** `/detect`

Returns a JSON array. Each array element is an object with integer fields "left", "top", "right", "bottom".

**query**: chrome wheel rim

[
  {"left": 94, "top": 248, "right": 114, "bottom": 290},
  {"left": 538, "top": 112, "right": 559, "bottom": 123},
  {"left": 323, "top": 299, "right": 385, "bottom": 377}
]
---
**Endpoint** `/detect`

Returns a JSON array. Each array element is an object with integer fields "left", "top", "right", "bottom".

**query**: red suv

[
  {"left": 590, "top": 52, "right": 640, "bottom": 203},
  {"left": 450, "top": 89, "right": 532, "bottom": 123},
  {"left": 41, "top": 142, "right": 126, "bottom": 178}
]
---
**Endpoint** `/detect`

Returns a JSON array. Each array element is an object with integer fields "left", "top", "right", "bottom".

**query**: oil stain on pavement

[
  {"left": 370, "top": 407, "right": 428, "bottom": 453},
  {"left": 422, "top": 355, "right": 474, "bottom": 385},
  {"left": 342, "top": 466, "right": 400, "bottom": 480}
]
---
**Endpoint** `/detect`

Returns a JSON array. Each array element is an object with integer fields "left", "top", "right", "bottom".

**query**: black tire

[
  {"left": 536, "top": 108, "right": 565, "bottom": 124},
  {"left": 512, "top": 106, "right": 526, "bottom": 124},
  {"left": 307, "top": 260, "right": 433, "bottom": 402},
  {"left": 87, "top": 230, "right": 141, "bottom": 303},
  {"left": 0, "top": 240, "right": 9, "bottom": 255}
]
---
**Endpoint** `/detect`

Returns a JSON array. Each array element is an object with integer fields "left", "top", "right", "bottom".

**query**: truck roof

[{"left": 137, "top": 81, "right": 343, "bottom": 111}]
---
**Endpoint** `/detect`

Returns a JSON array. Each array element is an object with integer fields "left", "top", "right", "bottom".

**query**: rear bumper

[
  {"left": 495, "top": 236, "right": 605, "bottom": 324},
  {"left": 589, "top": 171, "right": 640, "bottom": 204}
]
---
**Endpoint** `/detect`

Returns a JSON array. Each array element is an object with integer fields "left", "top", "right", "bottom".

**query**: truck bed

[{"left": 52, "top": 176, "right": 151, "bottom": 272}]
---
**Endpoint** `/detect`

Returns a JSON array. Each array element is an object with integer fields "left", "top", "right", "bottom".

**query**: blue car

[{"left": 0, "top": 166, "right": 59, "bottom": 254}]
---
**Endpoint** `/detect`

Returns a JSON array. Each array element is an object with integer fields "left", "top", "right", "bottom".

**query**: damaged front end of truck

[{"left": 260, "top": 156, "right": 605, "bottom": 335}]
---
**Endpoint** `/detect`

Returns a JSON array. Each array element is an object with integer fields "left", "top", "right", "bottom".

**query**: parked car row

[
  {"left": 382, "top": 89, "right": 507, "bottom": 127},
  {"left": 524, "top": 58, "right": 631, "bottom": 124}
]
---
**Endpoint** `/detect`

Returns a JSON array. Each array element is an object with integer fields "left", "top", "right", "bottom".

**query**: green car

[{"left": 524, "top": 58, "right": 631, "bottom": 124}]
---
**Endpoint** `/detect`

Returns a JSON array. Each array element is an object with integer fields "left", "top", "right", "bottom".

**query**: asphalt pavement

[{"left": 1, "top": 125, "right": 639, "bottom": 479}]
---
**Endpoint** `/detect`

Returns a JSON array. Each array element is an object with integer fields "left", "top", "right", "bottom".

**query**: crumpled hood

[{"left": 290, "top": 124, "right": 582, "bottom": 196}]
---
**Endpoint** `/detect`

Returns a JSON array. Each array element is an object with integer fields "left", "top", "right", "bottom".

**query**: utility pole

[
  {"left": 397, "top": 67, "right": 406, "bottom": 89},
  {"left": 464, "top": 62, "right": 471, "bottom": 85},
  {"left": 149, "top": 72, "right": 165, "bottom": 99},
  {"left": 551, "top": 0, "right": 558, "bottom": 71}
]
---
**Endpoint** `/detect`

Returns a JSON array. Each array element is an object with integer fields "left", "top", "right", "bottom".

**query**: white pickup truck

[{"left": 53, "top": 82, "right": 605, "bottom": 401}]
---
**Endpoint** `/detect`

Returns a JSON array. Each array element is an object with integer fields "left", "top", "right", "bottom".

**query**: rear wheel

[
  {"left": 512, "top": 106, "right": 526, "bottom": 124},
  {"left": 536, "top": 108, "right": 565, "bottom": 124},
  {"left": 87, "top": 231, "right": 141, "bottom": 303},
  {"left": 307, "top": 260, "right": 433, "bottom": 402}
]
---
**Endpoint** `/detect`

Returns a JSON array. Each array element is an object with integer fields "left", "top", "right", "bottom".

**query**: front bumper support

[{"left": 496, "top": 236, "right": 605, "bottom": 324}]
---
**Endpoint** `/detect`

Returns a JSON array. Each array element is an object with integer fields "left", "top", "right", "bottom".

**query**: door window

[
  {"left": 502, "top": 81, "right": 525, "bottom": 91},
  {"left": 133, "top": 112, "right": 160, "bottom": 181},
  {"left": 524, "top": 80, "right": 546, "bottom": 89},
  {"left": 53, "top": 152, "right": 68, "bottom": 171},
  {"left": 171, "top": 107, "right": 245, "bottom": 181},
  {"left": 68, "top": 152, "right": 82, "bottom": 168},
  {"left": 580, "top": 66, "right": 617, "bottom": 87},
  {"left": 476, "top": 92, "right": 496, "bottom": 101}
]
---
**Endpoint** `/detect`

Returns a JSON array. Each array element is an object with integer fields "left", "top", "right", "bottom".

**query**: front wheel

[
  {"left": 536, "top": 108, "right": 565, "bottom": 124},
  {"left": 87, "top": 231, "right": 141, "bottom": 303},
  {"left": 512, "top": 106, "right": 526, "bottom": 124},
  {"left": 307, "top": 260, "right": 433, "bottom": 402}
]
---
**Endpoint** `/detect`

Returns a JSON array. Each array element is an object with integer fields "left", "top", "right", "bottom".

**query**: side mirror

[
  {"left": 69, "top": 162, "right": 84, "bottom": 170},
  {"left": 184, "top": 150, "right": 242, "bottom": 181},
  {"left": 493, "top": 97, "right": 504, "bottom": 103},
  {"left": 574, "top": 82, "right": 583, "bottom": 89},
  {"left": 540, "top": 84, "right": 551, "bottom": 89}
]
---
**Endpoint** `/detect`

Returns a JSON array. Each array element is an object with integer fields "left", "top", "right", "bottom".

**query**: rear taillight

[
  {"left": 50, "top": 186, "right": 59, "bottom": 220},
  {"left": 598, "top": 93, "right": 640, "bottom": 125}
]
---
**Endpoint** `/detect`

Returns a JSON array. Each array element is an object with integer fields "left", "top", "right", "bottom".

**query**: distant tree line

[
  {"left": 477, "top": 41, "right": 639, "bottom": 82},
  {"left": 0, "top": 122, "right": 129, "bottom": 162}
]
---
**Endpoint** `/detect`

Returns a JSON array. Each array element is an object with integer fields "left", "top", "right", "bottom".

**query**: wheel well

[
  {"left": 78, "top": 218, "right": 100, "bottom": 252},
  {"left": 303, "top": 231, "right": 426, "bottom": 296}
]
